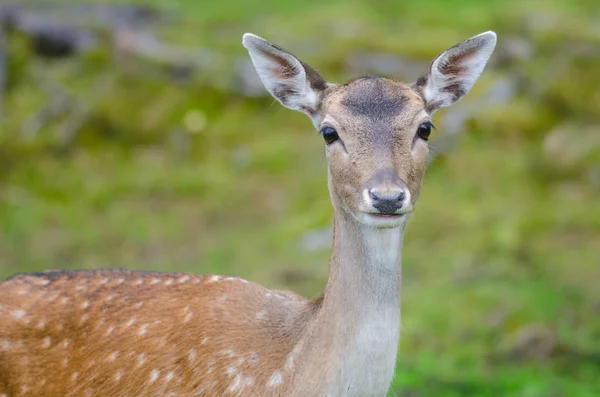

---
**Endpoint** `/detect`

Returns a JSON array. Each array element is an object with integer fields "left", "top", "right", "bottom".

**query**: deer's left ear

[
  {"left": 243, "top": 33, "right": 327, "bottom": 118},
  {"left": 413, "top": 31, "right": 497, "bottom": 113}
]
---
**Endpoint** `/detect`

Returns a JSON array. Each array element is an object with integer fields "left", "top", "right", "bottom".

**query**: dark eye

[
  {"left": 417, "top": 122, "right": 433, "bottom": 141},
  {"left": 320, "top": 126, "right": 339, "bottom": 145}
]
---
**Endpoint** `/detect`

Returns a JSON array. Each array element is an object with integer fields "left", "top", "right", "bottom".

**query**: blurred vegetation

[{"left": 1, "top": 0, "right": 600, "bottom": 396}]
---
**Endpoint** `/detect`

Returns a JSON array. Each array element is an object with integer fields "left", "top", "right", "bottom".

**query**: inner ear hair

[
  {"left": 242, "top": 33, "right": 327, "bottom": 117},
  {"left": 413, "top": 31, "right": 497, "bottom": 112}
]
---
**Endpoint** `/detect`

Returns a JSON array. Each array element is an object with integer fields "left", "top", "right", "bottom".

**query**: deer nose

[{"left": 368, "top": 187, "right": 406, "bottom": 214}]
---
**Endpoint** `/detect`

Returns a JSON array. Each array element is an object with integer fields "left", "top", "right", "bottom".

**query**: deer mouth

[{"left": 357, "top": 211, "right": 411, "bottom": 228}]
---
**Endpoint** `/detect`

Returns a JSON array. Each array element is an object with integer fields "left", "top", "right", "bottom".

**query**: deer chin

[{"left": 354, "top": 211, "right": 411, "bottom": 229}]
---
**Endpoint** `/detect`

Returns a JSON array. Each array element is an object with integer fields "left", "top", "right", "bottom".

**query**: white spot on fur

[
  {"left": 117, "top": 278, "right": 125, "bottom": 284},
  {"left": 42, "top": 337, "right": 51, "bottom": 348},
  {"left": 109, "top": 351, "right": 119, "bottom": 362},
  {"left": 133, "top": 301, "right": 144, "bottom": 309},
  {"left": 285, "top": 343, "right": 302, "bottom": 371},
  {"left": 134, "top": 279, "right": 144, "bottom": 286},
  {"left": 255, "top": 311, "right": 265, "bottom": 320},
  {"left": 126, "top": 316, "right": 137, "bottom": 327},
  {"left": 151, "top": 278, "right": 161, "bottom": 285},
  {"left": 81, "top": 300, "right": 90, "bottom": 309},
  {"left": 1, "top": 339, "right": 12, "bottom": 351},
  {"left": 193, "top": 278, "right": 201, "bottom": 284},
  {"left": 11, "top": 309, "right": 25, "bottom": 320},
  {"left": 62, "top": 339, "right": 69, "bottom": 348},
  {"left": 201, "top": 337, "right": 209, "bottom": 344},
  {"left": 164, "top": 371, "right": 175, "bottom": 383},
  {"left": 95, "top": 319, "right": 106, "bottom": 329},
  {"left": 207, "top": 275, "right": 220, "bottom": 283},
  {"left": 37, "top": 319, "right": 46, "bottom": 329},
  {"left": 105, "top": 325, "right": 116, "bottom": 335},
  {"left": 149, "top": 369, "right": 160, "bottom": 383},
  {"left": 100, "top": 278, "right": 109, "bottom": 285},
  {"left": 138, "top": 323, "right": 149, "bottom": 335},
  {"left": 219, "top": 349, "right": 236, "bottom": 358},
  {"left": 71, "top": 372, "right": 79, "bottom": 381},
  {"left": 115, "top": 370, "right": 123, "bottom": 381},
  {"left": 105, "top": 294, "right": 115, "bottom": 301},
  {"left": 165, "top": 279, "right": 174, "bottom": 286},
  {"left": 16, "top": 289, "right": 28, "bottom": 295},
  {"left": 136, "top": 353, "right": 146, "bottom": 367},
  {"left": 267, "top": 371, "right": 283, "bottom": 387},
  {"left": 188, "top": 348, "right": 197, "bottom": 363},
  {"left": 227, "top": 374, "right": 243, "bottom": 392},
  {"left": 178, "top": 275, "right": 190, "bottom": 283},
  {"left": 184, "top": 312, "right": 193, "bottom": 323},
  {"left": 80, "top": 313, "right": 89, "bottom": 324},
  {"left": 76, "top": 285, "right": 86, "bottom": 292}
]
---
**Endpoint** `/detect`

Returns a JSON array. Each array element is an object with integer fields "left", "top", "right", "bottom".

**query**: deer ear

[
  {"left": 242, "top": 33, "right": 327, "bottom": 118},
  {"left": 413, "top": 31, "right": 497, "bottom": 113}
]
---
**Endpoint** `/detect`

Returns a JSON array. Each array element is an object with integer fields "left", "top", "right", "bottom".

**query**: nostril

[
  {"left": 368, "top": 189, "right": 378, "bottom": 202},
  {"left": 396, "top": 190, "right": 405, "bottom": 203}
]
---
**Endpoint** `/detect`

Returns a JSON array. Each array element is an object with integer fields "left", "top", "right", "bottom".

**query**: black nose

[{"left": 369, "top": 188, "right": 405, "bottom": 215}]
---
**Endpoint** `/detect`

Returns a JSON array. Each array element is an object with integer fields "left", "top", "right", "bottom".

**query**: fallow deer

[{"left": 0, "top": 31, "right": 497, "bottom": 396}]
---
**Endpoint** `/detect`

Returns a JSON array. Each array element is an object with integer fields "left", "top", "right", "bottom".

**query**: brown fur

[{"left": 0, "top": 270, "right": 315, "bottom": 396}]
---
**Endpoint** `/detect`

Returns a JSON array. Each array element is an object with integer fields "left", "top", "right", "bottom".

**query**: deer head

[{"left": 243, "top": 32, "right": 496, "bottom": 229}]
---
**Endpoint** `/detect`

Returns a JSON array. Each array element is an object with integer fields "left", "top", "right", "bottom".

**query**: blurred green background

[{"left": 1, "top": 0, "right": 599, "bottom": 395}]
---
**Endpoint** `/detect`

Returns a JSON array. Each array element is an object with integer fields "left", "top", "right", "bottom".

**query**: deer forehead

[{"left": 321, "top": 77, "right": 427, "bottom": 137}]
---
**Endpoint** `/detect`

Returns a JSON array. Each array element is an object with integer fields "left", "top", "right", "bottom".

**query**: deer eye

[
  {"left": 417, "top": 122, "right": 433, "bottom": 141},
  {"left": 320, "top": 126, "right": 339, "bottom": 145}
]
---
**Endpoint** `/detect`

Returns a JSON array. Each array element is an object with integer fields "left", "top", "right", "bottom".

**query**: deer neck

[
  {"left": 298, "top": 204, "right": 406, "bottom": 394},
  {"left": 324, "top": 205, "right": 404, "bottom": 324}
]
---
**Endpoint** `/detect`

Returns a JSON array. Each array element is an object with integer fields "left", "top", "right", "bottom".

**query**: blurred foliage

[{"left": 1, "top": 0, "right": 600, "bottom": 396}]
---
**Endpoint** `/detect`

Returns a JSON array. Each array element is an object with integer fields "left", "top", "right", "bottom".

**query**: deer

[{"left": 0, "top": 30, "right": 497, "bottom": 397}]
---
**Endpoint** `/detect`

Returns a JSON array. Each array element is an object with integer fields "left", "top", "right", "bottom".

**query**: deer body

[{"left": 0, "top": 31, "right": 496, "bottom": 396}]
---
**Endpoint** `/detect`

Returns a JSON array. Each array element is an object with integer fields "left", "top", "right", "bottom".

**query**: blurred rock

[
  {"left": 299, "top": 226, "right": 333, "bottom": 252},
  {"left": 495, "top": 36, "right": 534, "bottom": 64},
  {"left": 236, "top": 59, "right": 265, "bottom": 97},
  {"left": 503, "top": 323, "right": 559, "bottom": 362},
  {"left": 230, "top": 147, "right": 252, "bottom": 171},
  {"left": 482, "top": 75, "right": 519, "bottom": 105},
  {"left": 543, "top": 123, "right": 600, "bottom": 169},
  {"left": 30, "top": 25, "right": 96, "bottom": 58},
  {"left": 169, "top": 129, "right": 191, "bottom": 155},
  {"left": 331, "top": 19, "right": 362, "bottom": 39},
  {"left": 523, "top": 11, "right": 561, "bottom": 34},
  {"left": 486, "top": 309, "right": 507, "bottom": 328},
  {"left": 559, "top": 40, "right": 600, "bottom": 60},
  {"left": 345, "top": 52, "right": 428, "bottom": 81}
]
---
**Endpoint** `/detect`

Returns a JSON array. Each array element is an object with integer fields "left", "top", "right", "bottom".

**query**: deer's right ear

[
  {"left": 243, "top": 33, "right": 327, "bottom": 118},
  {"left": 413, "top": 31, "right": 497, "bottom": 113}
]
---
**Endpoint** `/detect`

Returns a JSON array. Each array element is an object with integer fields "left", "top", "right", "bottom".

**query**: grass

[{"left": 1, "top": 0, "right": 600, "bottom": 395}]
